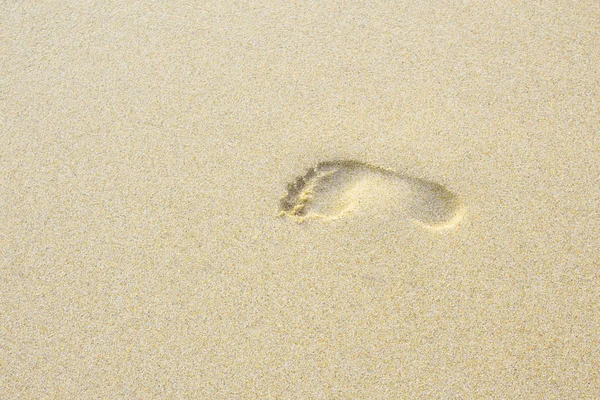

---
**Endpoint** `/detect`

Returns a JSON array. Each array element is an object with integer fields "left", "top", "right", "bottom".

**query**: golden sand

[{"left": 1, "top": 1, "right": 598, "bottom": 398}]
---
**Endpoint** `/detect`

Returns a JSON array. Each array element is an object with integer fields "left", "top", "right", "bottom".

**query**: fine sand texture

[{"left": 1, "top": 1, "right": 599, "bottom": 398}]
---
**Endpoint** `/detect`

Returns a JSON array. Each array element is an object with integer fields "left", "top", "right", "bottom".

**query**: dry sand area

[{"left": 1, "top": 1, "right": 599, "bottom": 398}]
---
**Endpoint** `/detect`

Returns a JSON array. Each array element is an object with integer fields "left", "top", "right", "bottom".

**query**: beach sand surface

[{"left": 1, "top": 1, "right": 598, "bottom": 398}]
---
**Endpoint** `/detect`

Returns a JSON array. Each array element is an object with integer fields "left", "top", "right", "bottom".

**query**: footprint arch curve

[{"left": 279, "top": 160, "right": 463, "bottom": 229}]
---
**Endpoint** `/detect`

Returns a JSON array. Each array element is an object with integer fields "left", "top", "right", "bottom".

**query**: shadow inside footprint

[{"left": 279, "top": 160, "right": 463, "bottom": 229}]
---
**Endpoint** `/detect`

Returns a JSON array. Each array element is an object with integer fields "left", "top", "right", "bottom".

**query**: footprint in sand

[{"left": 279, "top": 160, "right": 463, "bottom": 229}]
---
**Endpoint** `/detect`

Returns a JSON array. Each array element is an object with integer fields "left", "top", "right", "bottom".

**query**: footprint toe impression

[{"left": 279, "top": 160, "right": 462, "bottom": 229}]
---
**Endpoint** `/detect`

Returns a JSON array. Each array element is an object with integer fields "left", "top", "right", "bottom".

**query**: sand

[{"left": 1, "top": 1, "right": 598, "bottom": 398}]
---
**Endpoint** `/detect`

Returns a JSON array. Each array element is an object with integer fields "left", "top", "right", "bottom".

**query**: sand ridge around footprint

[{"left": 279, "top": 160, "right": 463, "bottom": 229}]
